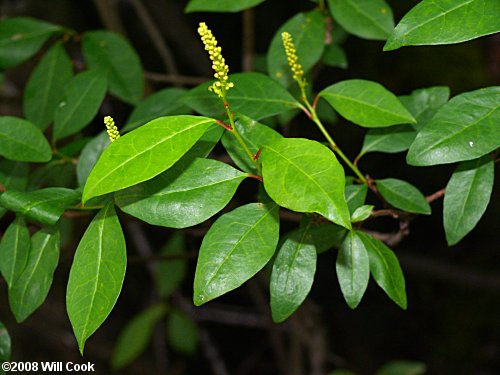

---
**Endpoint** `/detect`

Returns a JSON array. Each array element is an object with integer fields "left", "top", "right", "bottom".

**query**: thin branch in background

[
  {"left": 92, "top": 0, "right": 127, "bottom": 35},
  {"left": 242, "top": 9, "right": 255, "bottom": 71},
  {"left": 426, "top": 187, "right": 446, "bottom": 203},
  {"left": 128, "top": 0, "right": 179, "bottom": 76},
  {"left": 199, "top": 328, "right": 230, "bottom": 375},
  {"left": 144, "top": 71, "right": 209, "bottom": 85}
]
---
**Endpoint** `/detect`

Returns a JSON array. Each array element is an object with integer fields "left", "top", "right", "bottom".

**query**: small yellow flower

[
  {"left": 198, "top": 22, "right": 234, "bottom": 98},
  {"left": 281, "top": 32, "right": 306, "bottom": 87},
  {"left": 104, "top": 116, "right": 120, "bottom": 142}
]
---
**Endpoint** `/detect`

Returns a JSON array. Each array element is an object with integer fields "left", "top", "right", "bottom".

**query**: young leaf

[
  {"left": 0, "top": 117, "right": 52, "bottom": 162},
  {"left": 350, "top": 205, "right": 373, "bottom": 223},
  {"left": 319, "top": 80, "right": 415, "bottom": 127},
  {"left": 23, "top": 42, "right": 73, "bottom": 130},
  {"left": 167, "top": 310, "right": 199, "bottom": 355},
  {"left": 185, "top": 0, "right": 265, "bottom": 13},
  {"left": 116, "top": 158, "right": 246, "bottom": 228},
  {"left": 327, "top": 0, "right": 394, "bottom": 40},
  {"left": 384, "top": 0, "right": 500, "bottom": 51},
  {"left": 357, "top": 232, "right": 407, "bottom": 309},
  {"left": 0, "top": 17, "right": 63, "bottom": 69},
  {"left": 9, "top": 226, "right": 60, "bottom": 323},
  {"left": 193, "top": 202, "right": 280, "bottom": 305},
  {"left": 0, "top": 217, "right": 30, "bottom": 288},
  {"left": 344, "top": 183, "right": 368, "bottom": 214},
  {"left": 270, "top": 223, "right": 317, "bottom": 323},
  {"left": 376, "top": 178, "right": 431, "bottom": 215},
  {"left": 181, "top": 72, "right": 299, "bottom": 120},
  {"left": 267, "top": 10, "right": 326, "bottom": 87},
  {"left": 407, "top": 87, "right": 500, "bottom": 166},
  {"left": 0, "top": 188, "right": 81, "bottom": 226},
  {"left": 76, "top": 132, "right": 110, "bottom": 187},
  {"left": 82, "top": 30, "right": 143, "bottom": 104},
  {"left": 0, "top": 322, "right": 11, "bottom": 365},
  {"left": 221, "top": 114, "right": 283, "bottom": 174},
  {"left": 123, "top": 88, "right": 190, "bottom": 132},
  {"left": 155, "top": 233, "right": 187, "bottom": 298},
  {"left": 67, "top": 202, "right": 127, "bottom": 355},
  {"left": 111, "top": 305, "right": 166, "bottom": 370},
  {"left": 261, "top": 138, "right": 351, "bottom": 229},
  {"left": 82, "top": 115, "right": 213, "bottom": 203},
  {"left": 322, "top": 44, "right": 348, "bottom": 69},
  {"left": 53, "top": 69, "right": 107, "bottom": 141},
  {"left": 336, "top": 230, "right": 370, "bottom": 309},
  {"left": 444, "top": 156, "right": 494, "bottom": 246}
]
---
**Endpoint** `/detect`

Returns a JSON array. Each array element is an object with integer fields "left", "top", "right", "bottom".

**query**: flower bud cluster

[
  {"left": 281, "top": 32, "right": 305, "bottom": 85},
  {"left": 104, "top": 116, "right": 120, "bottom": 142},
  {"left": 198, "top": 22, "right": 234, "bottom": 98}
]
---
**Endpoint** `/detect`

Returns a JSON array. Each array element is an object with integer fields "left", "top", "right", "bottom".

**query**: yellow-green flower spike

[
  {"left": 281, "top": 32, "right": 306, "bottom": 87},
  {"left": 198, "top": 22, "right": 234, "bottom": 98},
  {"left": 104, "top": 116, "right": 120, "bottom": 142}
]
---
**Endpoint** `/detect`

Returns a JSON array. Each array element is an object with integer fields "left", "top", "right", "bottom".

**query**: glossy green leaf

[
  {"left": 82, "top": 30, "right": 143, "bottom": 104},
  {"left": 328, "top": 0, "right": 394, "bottom": 40},
  {"left": 384, "top": 0, "right": 500, "bottom": 51},
  {"left": 53, "top": 69, "right": 107, "bottom": 141},
  {"left": 344, "top": 183, "right": 368, "bottom": 214},
  {"left": 0, "top": 117, "right": 52, "bottom": 162},
  {"left": 82, "top": 115, "right": 213, "bottom": 203},
  {"left": 67, "top": 202, "right": 127, "bottom": 355},
  {"left": 23, "top": 42, "right": 73, "bottom": 130},
  {"left": 0, "top": 217, "right": 30, "bottom": 288},
  {"left": 322, "top": 43, "right": 348, "bottom": 69},
  {"left": 111, "top": 305, "right": 166, "bottom": 370},
  {"left": 267, "top": 10, "right": 326, "bottom": 87},
  {"left": 222, "top": 114, "right": 282, "bottom": 174},
  {"left": 308, "top": 220, "right": 347, "bottom": 253},
  {"left": 116, "top": 158, "right": 246, "bottom": 228},
  {"left": 357, "top": 232, "right": 407, "bottom": 309},
  {"left": 0, "top": 188, "right": 81, "bottom": 226},
  {"left": 155, "top": 233, "right": 187, "bottom": 298},
  {"left": 376, "top": 178, "right": 431, "bottom": 215},
  {"left": 261, "top": 138, "right": 351, "bottom": 229},
  {"left": 123, "top": 88, "right": 189, "bottom": 132},
  {"left": 336, "top": 230, "right": 370, "bottom": 309},
  {"left": 9, "top": 226, "right": 60, "bottom": 322},
  {"left": 444, "top": 156, "right": 494, "bottom": 246},
  {"left": 186, "top": 0, "right": 265, "bottom": 12},
  {"left": 0, "top": 17, "right": 63, "bottom": 69},
  {"left": 407, "top": 87, "right": 500, "bottom": 166},
  {"left": 76, "top": 132, "right": 110, "bottom": 187},
  {"left": 182, "top": 72, "right": 299, "bottom": 120},
  {"left": 376, "top": 360, "right": 427, "bottom": 375},
  {"left": 167, "top": 310, "right": 199, "bottom": 355},
  {"left": 350, "top": 205, "right": 373, "bottom": 223},
  {"left": 193, "top": 202, "right": 279, "bottom": 305},
  {"left": 0, "top": 322, "right": 11, "bottom": 365},
  {"left": 270, "top": 223, "right": 317, "bottom": 323},
  {"left": 361, "top": 125, "right": 417, "bottom": 156},
  {"left": 319, "top": 80, "right": 415, "bottom": 127}
]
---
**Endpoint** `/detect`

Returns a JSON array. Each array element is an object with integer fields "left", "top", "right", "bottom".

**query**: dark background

[{"left": 0, "top": 0, "right": 499, "bottom": 374}]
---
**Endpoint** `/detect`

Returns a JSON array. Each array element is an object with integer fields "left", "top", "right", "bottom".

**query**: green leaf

[
  {"left": 407, "top": 87, "right": 500, "bottom": 166},
  {"left": 270, "top": 223, "right": 317, "bottom": 323},
  {"left": 344, "top": 183, "right": 368, "bottom": 214},
  {"left": 0, "top": 188, "right": 81, "bottom": 226},
  {"left": 9, "top": 226, "right": 60, "bottom": 322},
  {"left": 0, "top": 17, "right": 63, "bottom": 69},
  {"left": 319, "top": 80, "right": 415, "bottom": 127},
  {"left": 328, "top": 0, "right": 394, "bottom": 40},
  {"left": 123, "top": 88, "right": 190, "bottom": 132},
  {"left": 23, "top": 42, "right": 73, "bottom": 130},
  {"left": 0, "top": 217, "right": 30, "bottom": 288},
  {"left": 167, "top": 310, "right": 199, "bottom": 355},
  {"left": 361, "top": 125, "right": 417, "bottom": 156},
  {"left": 111, "top": 305, "right": 166, "bottom": 370},
  {"left": 185, "top": 123, "right": 224, "bottom": 159},
  {"left": 261, "top": 138, "right": 351, "bottom": 229},
  {"left": 53, "top": 69, "right": 107, "bottom": 141},
  {"left": 384, "top": 0, "right": 500, "bottom": 51},
  {"left": 357, "top": 232, "right": 407, "bottom": 309},
  {"left": 76, "top": 132, "right": 110, "bottom": 187},
  {"left": 185, "top": 0, "right": 265, "bottom": 12},
  {"left": 116, "top": 158, "right": 246, "bottom": 228},
  {"left": 182, "top": 72, "right": 299, "bottom": 120},
  {"left": 267, "top": 10, "right": 326, "bottom": 87},
  {"left": 82, "top": 115, "right": 213, "bottom": 203},
  {"left": 0, "top": 322, "right": 11, "bottom": 365},
  {"left": 67, "top": 202, "right": 127, "bottom": 355},
  {"left": 82, "top": 30, "right": 143, "bottom": 104},
  {"left": 376, "top": 178, "right": 431, "bottom": 215},
  {"left": 350, "top": 205, "right": 373, "bottom": 223},
  {"left": 193, "top": 202, "right": 279, "bottom": 305},
  {"left": 221, "top": 114, "right": 283, "bottom": 174},
  {"left": 155, "top": 233, "right": 187, "bottom": 298},
  {"left": 0, "top": 160, "right": 29, "bottom": 191},
  {"left": 336, "top": 230, "right": 370, "bottom": 309},
  {"left": 308, "top": 220, "right": 347, "bottom": 253},
  {"left": 376, "top": 360, "right": 427, "bottom": 375},
  {"left": 444, "top": 156, "right": 494, "bottom": 246},
  {"left": 0, "top": 117, "right": 52, "bottom": 162},
  {"left": 322, "top": 43, "right": 348, "bottom": 69}
]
